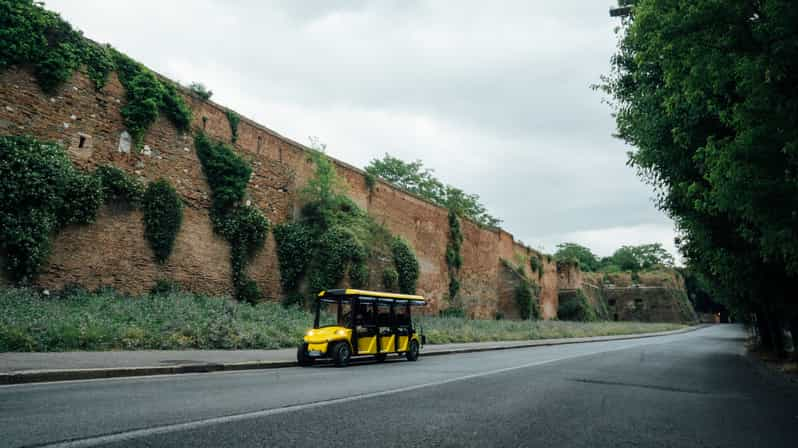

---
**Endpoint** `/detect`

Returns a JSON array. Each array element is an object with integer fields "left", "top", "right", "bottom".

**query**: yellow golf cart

[{"left": 297, "top": 289, "right": 427, "bottom": 367}]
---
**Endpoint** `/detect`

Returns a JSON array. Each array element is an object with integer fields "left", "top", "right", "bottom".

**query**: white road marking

[{"left": 38, "top": 337, "right": 676, "bottom": 448}]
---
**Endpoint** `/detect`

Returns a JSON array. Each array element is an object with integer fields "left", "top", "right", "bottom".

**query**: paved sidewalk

[{"left": 0, "top": 326, "right": 704, "bottom": 384}]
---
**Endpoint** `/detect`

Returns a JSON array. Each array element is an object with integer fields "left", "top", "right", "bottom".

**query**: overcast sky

[{"left": 48, "top": 0, "right": 678, "bottom": 260}]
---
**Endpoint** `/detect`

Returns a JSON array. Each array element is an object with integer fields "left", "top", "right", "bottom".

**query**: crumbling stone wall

[{"left": 0, "top": 66, "right": 559, "bottom": 317}]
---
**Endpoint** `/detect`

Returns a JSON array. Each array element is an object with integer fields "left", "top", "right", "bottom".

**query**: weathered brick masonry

[{"left": 0, "top": 66, "right": 559, "bottom": 318}]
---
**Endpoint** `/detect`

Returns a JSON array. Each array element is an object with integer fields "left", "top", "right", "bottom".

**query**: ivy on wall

[
  {"left": 273, "top": 149, "right": 419, "bottom": 304},
  {"left": 226, "top": 110, "right": 240, "bottom": 144},
  {"left": 142, "top": 179, "right": 183, "bottom": 264},
  {"left": 0, "top": 136, "right": 103, "bottom": 282},
  {"left": 95, "top": 165, "right": 144, "bottom": 206},
  {"left": 392, "top": 237, "right": 419, "bottom": 295},
  {"left": 446, "top": 209, "right": 464, "bottom": 303},
  {"left": 558, "top": 289, "right": 597, "bottom": 322},
  {"left": 0, "top": 1, "right": 192, "bottom": 147},
  {"left": 529, "top": 255, "right": 543, "bottom": 280},
  {"left": 502, "top": 259, "right": 541, "bottom": 320},
  {"left": 194, "top": 133, "right": 270, "bottom": 303}
]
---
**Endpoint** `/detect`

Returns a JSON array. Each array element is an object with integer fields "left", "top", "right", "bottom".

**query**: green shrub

[
  {"left": 276, "top": 149, "right": 419, "bottom": 301},
  {"left": 142, "top": 179, "right": 183, "bottom": 264},
  {"left": 558, "top": 289, "right": 597, "bottom": 322},
  {"left": 189, "top": 82, "right": 213, "bottom": 100},
  {"left": 59, "top": 171, "right": 103, "bottom": 226},
  {"left": 308, "top": 226, "right": 367, "bottom": 292},
  {"left": 529, "top": 256, "right": 542, "bottom": 277},
  {"left": 95, "top": 165, "right": 144, "bottom": 206},
  {"left": 0, "top": 136, "right": 102, "bottom": 282},
  {"left": 194, "top": 133, "right": 251, "bottom": 212},
  {"left": 236, "top": 278, "right": 262, "bottom": 304},
  {"left": 392, "top": 237, "right": 419, "bottom": 294},
  {"left": 111, "top": 51, "right": 192, "bottom": 146},
  {"left": 364, "top": 173, "right": 376, "bottom": 192},
  {"left": 273, "top": 223, "right": 313, "bottom": 292},
  {"left": 150, "top": 278, "right": 182, "bottom": 296},
  {"left": 514, "top": 283, "right": 533, "bottom": 320},
  {"left": 382, "top": 268, "right": 399, "bottom": 292},
  {"left": 219, "top": 205, "right": 270, "bottom": 287},
  {"left": 81, "top": 42, "right": 114, "bottom": 90},
  {"left": 226, "top": 110, "right": 240, "bottom": 144},
  {"left": 349, "top": 263, "right": 369, "bottom": 289},
  {"left": 448, "top": 277, "right": 460, "bottom": 301}
]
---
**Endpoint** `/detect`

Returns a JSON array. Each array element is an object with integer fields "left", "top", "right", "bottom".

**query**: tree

[
  {"left": 365, "top": 154, "right": 502, "bottom": 227},
  {"left": 554, "top": 243, "right": 600, "bottom": 272},
  {"left": 601, "top": 0, "right": 798, "bottom": 350}
]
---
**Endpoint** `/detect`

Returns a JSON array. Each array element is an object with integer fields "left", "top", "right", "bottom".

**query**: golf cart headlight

[
  {"left": 306, "top": 330, "right": 315, "bottom": 337},
  {"left": 335, "top": 329, "right": 346, "bottom": 336}
]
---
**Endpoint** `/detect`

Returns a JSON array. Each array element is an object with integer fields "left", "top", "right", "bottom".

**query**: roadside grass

[
  {"left": 0, "top": 288, "right": 685, "bottom": 352},
  {"left": 417, "top": 316, "right": 684, "bottom": 344}
]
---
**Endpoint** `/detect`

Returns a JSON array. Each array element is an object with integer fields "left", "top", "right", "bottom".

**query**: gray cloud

[{"left": 49, "top": 0, "right": 677, "bottom": 258}]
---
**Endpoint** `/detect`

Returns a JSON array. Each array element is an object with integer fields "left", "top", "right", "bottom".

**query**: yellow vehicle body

[
  {"left": 303, "top": 327, "right": 418, "bottom": 356},
  {"left": 298, "top": 289, "right": 426, "bottom": 366}
]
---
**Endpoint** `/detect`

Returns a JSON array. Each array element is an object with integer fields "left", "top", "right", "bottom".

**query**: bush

[
  {"left": 558, "top": 289, "right": 597, "bottom": 322},
  {"left": 189, "top": 82, "right": 213, "bottom": 100},
  {"left": 219, "top": 205, "right": 270, "bottom": 287},
  {"left": 194, "top": 133, "right": 251, "bottom": 212},
  {"left": 95, "top": 165, "right": 144, "bottom": 206},
  {"left": 273, "top": 223, "right": 313, "bottom": 292},
  {"left": 392, "top": 237, "right": 419, "bottom": 294},
  {"left": 514, "top": 283, "right": 533, "bottom": 320},
  {"left": 308, "top": 226, "right": 366, "bottom": 292},
  {"left": 226, "top": 110, "right": 240, "bottom": 144},
  {"left": 60, "top": 171, "right": 104, "bottom": 226},
  {"left": 141, "top": 179, "right": 183, "bottom": 264},
  {"left": 529, "top": 256, "right": 542, "bottom": 278},
  {"left": 382, "top": 268, "right": 399, "bottom": 292},
  {"left": 150, "top": 278, "right": 182, "bottom": 296},
  {"left": 112, "top": 50, "right": 191, "bottom": 146},
  {"left": 0, "top": 136, "right": 102, "bottom": 282},
  {"left": 349, "top": 263, "right": 369, "bottom": 289},
  {"left": 236, "top": 278, "right": 262, "bottom": 304}
]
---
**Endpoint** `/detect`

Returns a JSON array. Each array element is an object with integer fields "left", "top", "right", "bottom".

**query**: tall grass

[
  {"left": 416, "top": 316, "right": 684, "bottom": 344},
  {"left": 0, "top": 288, "right": 685, "bottom": 352}
]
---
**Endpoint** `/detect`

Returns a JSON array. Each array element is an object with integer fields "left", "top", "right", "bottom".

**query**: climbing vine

[
  {"left": 0, "top": 136, "right": 103, "bottom": 283},
  {"left": 529, "top": 255, "right": 543, "bottom": 280},
  {"left": 141, "top": 179, "right": 183, "bottom": 264},
  {"left": 194, "top": 133, "right": 270, "bottom": 302},
  {"left": 226, "top": 110, "right": 240, "bottom": 144},
  {"left": 446, "top": 209, "right": 463, "bottom": 302},
  {"left": 0, "top": 1, "right": 191, "bottom": 146},
  {"left": 392, "top": 237, "right": 419, "bottom": 294},
  {"left": 95, "top": 165, "right": 144, "bottom": 206},
  {"left": 273, "top": 148, "right": 419, "bottom": 303}
]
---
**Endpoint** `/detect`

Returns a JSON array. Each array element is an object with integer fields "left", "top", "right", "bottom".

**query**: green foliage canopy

[
  {"left": 554, "top": 243, "right": 600, "bottom": 272},
  {"left": 365, "top": 153, "right": 502, "bottom": 227},
  {"left": 600, "top": 0, "right": 798, "bottom": 333}
]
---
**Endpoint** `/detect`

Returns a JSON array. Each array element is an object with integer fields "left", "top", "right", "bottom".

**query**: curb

[{"left": 0, "top": 325, "right": 707, "bottom": 385}]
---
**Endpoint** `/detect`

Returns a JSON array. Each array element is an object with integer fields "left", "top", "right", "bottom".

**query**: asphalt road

[{"left": 2, "top": 325, "right": 796, "bottom": 448}]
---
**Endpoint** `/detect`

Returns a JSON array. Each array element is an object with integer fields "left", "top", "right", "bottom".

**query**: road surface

[{"left": 2, "top": 325, "right": 796, "bottom": 447}]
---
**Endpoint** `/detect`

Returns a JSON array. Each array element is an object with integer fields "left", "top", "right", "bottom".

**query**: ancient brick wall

[{"left": 0, "top": 65, "right": 559, "bottom": 318}]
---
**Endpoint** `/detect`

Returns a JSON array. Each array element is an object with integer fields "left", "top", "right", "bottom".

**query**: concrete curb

[{"left": 0, "top": 325, "right": 707, "bottom": 385}]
